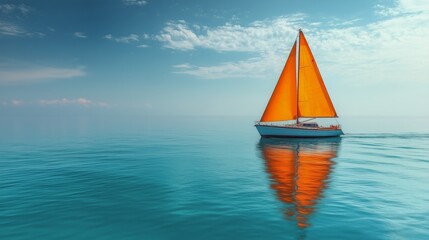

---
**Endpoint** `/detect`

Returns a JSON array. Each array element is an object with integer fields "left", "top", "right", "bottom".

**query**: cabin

[{"left": 302, "top": 122, "right": 319, "bottom": 128}]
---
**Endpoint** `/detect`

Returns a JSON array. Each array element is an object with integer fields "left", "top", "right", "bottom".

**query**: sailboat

[{"left": 255, "top": 29, "right": 343, "bottom": 138}]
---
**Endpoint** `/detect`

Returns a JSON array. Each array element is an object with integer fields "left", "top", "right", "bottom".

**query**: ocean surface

[{"left": 1, "top": 116, "right": 428, "bottom": 240}]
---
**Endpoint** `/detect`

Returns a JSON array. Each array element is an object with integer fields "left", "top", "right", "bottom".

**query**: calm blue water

[{"left": 1, "top": 116, "right": 429, "bottom": 239}]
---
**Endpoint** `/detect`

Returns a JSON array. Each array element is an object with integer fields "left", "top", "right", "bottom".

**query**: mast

[{"left": 296, "top": 29, "right": 301, "bottom": 125}]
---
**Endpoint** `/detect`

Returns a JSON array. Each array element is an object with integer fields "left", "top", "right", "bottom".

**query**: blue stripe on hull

[{"left": 255, "top": 125, "right": 343, "bottom": 138}]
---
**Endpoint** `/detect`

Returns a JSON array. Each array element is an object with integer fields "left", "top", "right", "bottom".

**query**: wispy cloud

[
  {"left": 0, "top": 21, "right": 26, "bottom": 36},
  {"left": 156, "top": 15, "right": 310, "bottom": 79},
  {"left": 74, "top": 32, "right": 87, "bottom": 38},
  {"left": 11, "top": 99, "right": 23, "bottom": 106},
  {"left": 1, "top": 99, "right": 26, "bottom": 107},
  {"left": 171, "top": 55, "right": 281, "bottom": 79},
  {"left": 398, "top": 0, "right": 429, "bottom": 12},
  {"left": 375, "top": 0, "right": 429, "bottom": 16},
  {"left": 38, "top": 98, "right": 107, "bottom": 107},
  {"left": 156, "top": 16, "right": 303, "bottom": 52},
  {"left": 0, "top": 4, "right": 43, "bottom": 37},
  {"left": 374, "top": 4, "right": 402, "bottom": 16},
  {"left": 0, "top": 66, "right": 86, "bottom": 84},
  {"left": 137, "top": 44, "right": 149, "bottom": 48},
  {"left": 2, "top": 98, "right": 108, "bottom": 107},
  {"left": 1, "top": 99, "right": 25, "bottom": 106},
  {"left": 0, "top": 4, "right": 31, "bottom": 14},
  {"left": 172, "top": 63, "right": 193, "bottom": 69},
  {"left": 0, "top": 21, "right": 45, "bottom": 37},
  {"left": 156, "top": 0, "right": 429, "bottom": 83},
  {"left": 103, "top": 33, "right": 139, "bottom": 43},
  {"left": 122, "top": 0, "right": 148, "bottom": 6}
]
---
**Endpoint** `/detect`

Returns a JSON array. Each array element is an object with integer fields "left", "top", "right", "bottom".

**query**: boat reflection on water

[{"left": 257, "top": 137, "right": 341, "bottom": 228}]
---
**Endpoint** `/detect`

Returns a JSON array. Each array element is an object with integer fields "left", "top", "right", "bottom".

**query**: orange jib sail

[
  {"left": 298, "top": 32, "right": 337, "bottom": 118},
  {"left": 260, "top": 42, "right": 297, "bottom": 122}
]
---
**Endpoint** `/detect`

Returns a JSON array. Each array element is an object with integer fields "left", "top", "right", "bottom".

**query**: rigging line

[
  {"left": 296, "top": 29, "right": 301, "bottom": 125},
  {"left": 300, "top": 118, "right": 316, "bottom": 123}
]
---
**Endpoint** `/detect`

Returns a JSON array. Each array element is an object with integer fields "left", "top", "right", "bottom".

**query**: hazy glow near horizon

[{"left": 1, "top": 0, "right": 428, "bottom": 117}]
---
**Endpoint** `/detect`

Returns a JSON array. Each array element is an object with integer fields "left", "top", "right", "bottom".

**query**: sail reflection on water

[{"left": 258, "top": 138, "right": 341, "bottom": 228}]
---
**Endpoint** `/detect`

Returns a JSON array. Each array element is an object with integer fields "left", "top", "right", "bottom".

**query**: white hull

[{"left": 255, "top": 124, "right": 343, "bottom": 138}]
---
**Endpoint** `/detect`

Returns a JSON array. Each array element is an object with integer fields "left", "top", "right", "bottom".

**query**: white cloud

[
  {"left": 0, "top": 4, "right": 31, "bottom": 14},
  {"left": 38, "top": 98, "right": 106, "bottom": 107},
  {"left": 156, "top": 15, "right": 310, "bottom": 79},
  {"left": 0, "top": 5, "right": 32, "bottom": 37},
  {"left": 375, "top": 4, "right": 402, "bottom": 16},
  {"left": 11, "top": 99, "right": 23, "bottom": 106},
  {"left": 310, "top": 6, "right": 429, "bottom": 85},
  {"left": 173, "top": 63, "right": 193, "bottom": 69},
  {"left": 1, "top": 99, "right": 25, "bottom": 106},
  {"left": 103, "top": 33, "right": 139, "bottom": 43},
  {"left": 122, "top": 0, "right": 148, "bottom": 6},
  {"left": 375, "top": 0, "right": 429, "bottom": 16},
  {"left": 156, "top": 21, "right": 201, "bottom": 51},
  {"left": 398, "top": 0, "right": 429, "bottom": 11},
  {"left": 0, "top": 21, "right": 26, "bottom": 36},
  {"left": 0, "top": 66, "right": 86, "bottom": 84},
  {"left": 156, "top": 15, "right": 303, "bottom": 52},
  {"left": 172, "top": 54, "right": 284, "bottom": 79},
  {"left": 0, "top": 21, "right": 45, "bottom": 37},
  {"left": 38, "top": 98, "right": 86, "bottom": 106},
  {"left": 2, "top": 98, "right": 107, "bottom": 107},
  {"left": 156, "top": 1, "right": 429, "bottom": 83},
  {"left": 74, "top": 32, "right": 87, "bottom": 38},
  {"left": 117, "top": 34, "right": 139, "bottom": 43},
  {"left": 137, "top": 44, "right": 149, "bottom": 48}
]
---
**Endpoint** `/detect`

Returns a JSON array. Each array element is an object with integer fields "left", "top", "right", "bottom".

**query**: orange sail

[
  {"left": 260, "top": 42, "right": 297, "bottom": 122},
  {"left": 298, "top": 32, "right": 337, "bottom": 118}
]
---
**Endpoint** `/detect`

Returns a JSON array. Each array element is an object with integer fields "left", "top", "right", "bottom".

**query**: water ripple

[{"left": 1, "top": 118, "right": 429, "bottom": 239}]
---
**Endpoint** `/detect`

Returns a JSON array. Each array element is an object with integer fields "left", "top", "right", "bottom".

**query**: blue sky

[{"left": 1, "top": 0, "right": 428, "bottom": 117}]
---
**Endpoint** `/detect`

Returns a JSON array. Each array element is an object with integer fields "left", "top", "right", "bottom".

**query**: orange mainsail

[
  {"left": 260, "top": 42, "right": 297, "bottom": 122},
  {"left": 298, "top": 32, "right": 337, "bottom": 118},
  {"left": 260, "top": 30, "right": 337, "bottom": 122}
]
